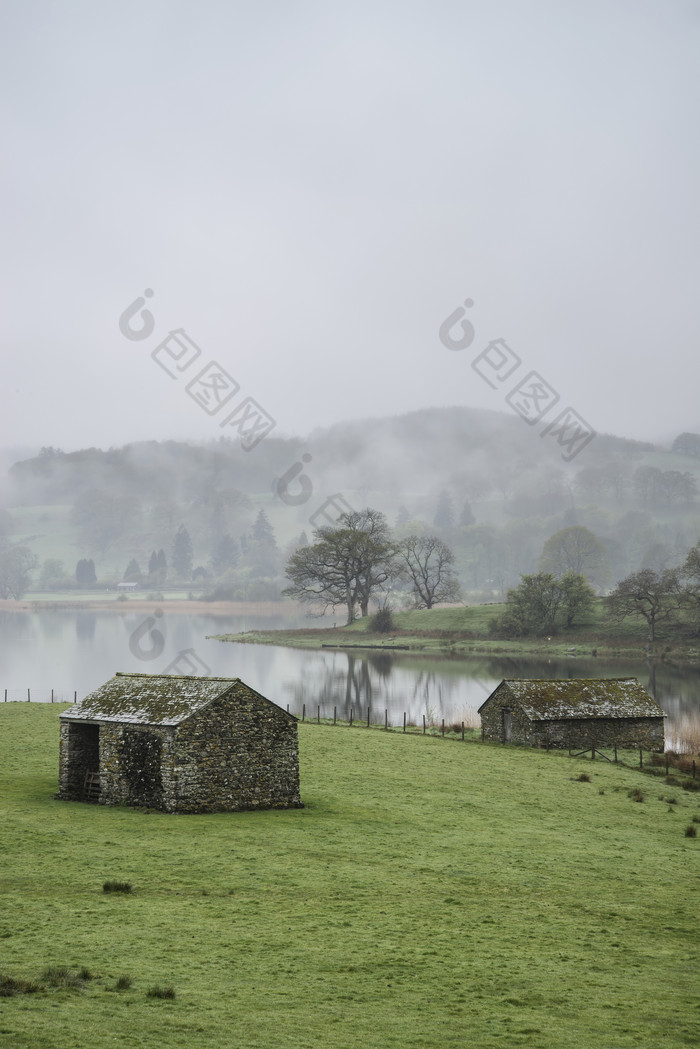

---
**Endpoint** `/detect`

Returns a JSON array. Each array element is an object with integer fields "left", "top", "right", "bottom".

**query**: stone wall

[
  {"left": 169, "top": 685, "right": 301, "bottom": 813},
  {"left": 480, "top": 694, "right": 664, "bottom": 750},
  {"left": 59, "top": 683, "right": 301, "bottom": 813}
]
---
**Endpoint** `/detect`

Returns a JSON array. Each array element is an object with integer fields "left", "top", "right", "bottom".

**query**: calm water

[{"left": 1, "top": 609, "right": 699, "bottom": 743}]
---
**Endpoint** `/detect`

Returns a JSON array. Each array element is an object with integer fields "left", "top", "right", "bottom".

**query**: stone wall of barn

[
  {"left": 169, "top": 685, "right": 301, "bottom": 813},
  {"left": 480, "top": 692, "right": 664, "bottom": 750},
  {"left": 479, "top": 691, "right": 532, "bottom": 744},
  {"left": 528, "top": 716, "right": 664, "bottom": 750}
]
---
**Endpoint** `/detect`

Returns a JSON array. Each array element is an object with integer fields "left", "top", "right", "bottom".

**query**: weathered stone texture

[
  {"left": 57, "top": 675, "right": 302, "bottom": 813},
  {"left": 479, "top": 678, "right": 665, "bottom": 750}
]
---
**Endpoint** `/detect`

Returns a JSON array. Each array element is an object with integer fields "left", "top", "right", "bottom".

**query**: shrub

[
  {"left": 370, "top": 607, "right": 395, "bottom": 633},
  {"left": 682, "top": 780, "right": 700, "bottom": 792},
  {"left": 628, "top": 787, "right": 645, "bottom": 803},
  {"left": 575, "top": 773, "right": 591, "bottom": 783},
  {"left": 103, "top": 880, "right": 133, "bottom": 894},
  {"left": 684, "top": 825, "right": 697, "bottom": 838},
  {"left": 147, "top": 985, "right": 176, "bottom": 999}
]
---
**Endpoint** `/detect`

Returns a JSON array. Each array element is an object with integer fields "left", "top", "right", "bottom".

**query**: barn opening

[{"left": 64, "top": 722, "right": 100, "bottom": 799}]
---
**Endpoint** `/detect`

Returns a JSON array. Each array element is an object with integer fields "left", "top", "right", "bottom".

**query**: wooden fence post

[
  {"left": 367, "top": 706, "right": 370, "bottom": 728},
  {"left": 27, "top": 688, "right": 30, "bottom": 702},
  {"left": 350, "top": 707, "right": 353, "bottom": 726},
  {"left": 614, "top": 744, "right": 618, "bottom": 763},
  {"left": 334, "top": 706, "right": 337, "bottom": 725},
  {"left": 385, "top": 709, "right": 388, "bottom": 730},
  {"left": 441, "top": 719, "right": 445, "bottom": 737},
  {"left": 639, "top": 748, "right": 643, "bottom": 768},
  {"left": 302, "top": 703, "right": 305, "bottom": 722},
  {"left": 481, "top": 726, "right": 484, "bottom": 742},
  {"left": 4, "top": 689, "right": 6, "bottom": 702},
  {"left": 423, "top": 714, "right": 426, "bottom": 734},
  {"left": 317, "top": 705, "right": 320, "bottom": 724},
  {"left": 591, "top": 744, "right": 595, "bottom": 761},
  {"left": 74, "top": 691, "right": 77, "bottom": 702},
  {"left": 403, "top": 711, "right": 406, "bottom": 734},
  {"left": 665, "top": 754, "right": 669, "bottom": 775},
  {"left": 461, "top": 721, "right": 464, "bottom": 741}
]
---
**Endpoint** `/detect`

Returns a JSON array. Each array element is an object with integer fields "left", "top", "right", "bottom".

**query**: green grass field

[
  {"left": 216, "top": 600, "right": 700, "bottom": 660},
  {"left": 1, "top": 705, "right": 699, "bottom": 1049}
]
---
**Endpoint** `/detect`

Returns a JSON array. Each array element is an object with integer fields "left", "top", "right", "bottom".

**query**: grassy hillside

[{"left": 1, "top": 705, "right": 699, "bottom": 1048}]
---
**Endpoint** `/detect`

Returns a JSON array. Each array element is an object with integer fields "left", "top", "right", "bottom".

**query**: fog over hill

[{"left": 2, "top": 405, "right": 699, "bottom": 603}]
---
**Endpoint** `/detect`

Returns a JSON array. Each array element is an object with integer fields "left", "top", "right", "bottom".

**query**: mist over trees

[{"left": 3, "top": 407, "right": 700, "bottom": 603}]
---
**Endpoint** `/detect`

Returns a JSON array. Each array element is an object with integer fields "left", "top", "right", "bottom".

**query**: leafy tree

[
  {"left": 397, "top": 535, "right": 461, "bottom": 609},
  {"left": 558, "top": 571, "right": 596, "bottom": 628},
  {"left": 433, "top": 490, "right": 455, "bottom": 532},
  {"left": 494, "top": 573, "right": 564, "bottom": 636},
  {"left": 75, "top": 558, "right": 97, "bottom": 587},
  {"left": 606, "top": 568, "right": 681, "bottom": 642},
  {"left": 283, "top": 508, "right": 397, "bottom": 624},
  {"left": 123, "top": 558, "right": 142, "bottom": 582},
  {"left": 210, "top": 533, "right": 239, "bottom": 576},
  {"left": 680, "top": 541, "right": 700, "bottom": 633},
  {"left": 148, "top": 549, "right": 167, "bottom": 585},
  {"left": 459, "top": 500, "right": 475, "bottom": 528},
  {"left": 538, "top": 526, "right": 608, "bottom": 587},
  {"left": 172, "top": 526, "right": 193, "bottom": 580},
  {"left": 252, "top": 509, "right": 277, "bottom": 548},
  {"left": 39, "top": 558, "right": 65, "bottom": 588},
  {"left": 0, "top": 544, "right": 38, "bottom": 599}
]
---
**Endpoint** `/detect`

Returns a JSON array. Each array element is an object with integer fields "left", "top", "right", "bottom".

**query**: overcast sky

[{"left": 2, "top": 0, "right": 699, "bottom": 453}]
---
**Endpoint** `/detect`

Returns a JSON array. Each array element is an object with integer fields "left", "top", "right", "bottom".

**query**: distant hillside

[{"left": 2, "top": 406, "right": 699, "bottom": 599}]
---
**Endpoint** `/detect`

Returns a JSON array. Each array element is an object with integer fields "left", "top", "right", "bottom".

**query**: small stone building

[
  {"left": 58, "top": 672, "right": 302, "bottom": 813},
  {"left": 478, "top": 677, "right": 664, "bottom": 750}
]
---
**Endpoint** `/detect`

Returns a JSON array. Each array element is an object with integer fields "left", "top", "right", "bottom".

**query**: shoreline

[
  {"left": 0, "top": 598, "right": 303, "bottom": 616},
  {"left": 211, "top": 626, "right": 700, "bottom": 664}
]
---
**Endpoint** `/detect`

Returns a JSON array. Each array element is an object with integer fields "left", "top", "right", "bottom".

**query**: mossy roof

[
  {"left": 478, "top": 678, "right": 664, "bottom": 720},
  {"left": 59, "top": 672, "right": 292, "bottom": 727}
]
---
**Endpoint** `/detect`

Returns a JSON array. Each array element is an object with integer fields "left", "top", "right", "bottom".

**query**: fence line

[
  {"left": 5, "top": 691, "right": 696, "bottom": 780},
  {"left": 3, "top": 689, "right": 78, "bottom": 704}
]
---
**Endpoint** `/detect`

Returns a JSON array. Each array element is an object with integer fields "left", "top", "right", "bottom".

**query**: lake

[{"left": 1, "top": 608, "right": 699, "bottom": 746}]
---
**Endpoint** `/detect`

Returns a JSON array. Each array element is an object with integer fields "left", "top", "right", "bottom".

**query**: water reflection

[{"left": 0, "top": 610, "right": 698, "bottom": 742}]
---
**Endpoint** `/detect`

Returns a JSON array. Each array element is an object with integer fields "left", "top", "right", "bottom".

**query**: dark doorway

[{"left": 65, "top": 723, "right": 100, "bottom": 798}]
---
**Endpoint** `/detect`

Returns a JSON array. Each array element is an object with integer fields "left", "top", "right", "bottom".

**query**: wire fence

[
  {"left": 4, "top": 691, "right": 697, "bottom": 781},
  {"left": 3, "top": 689, "right": 79, "bottom": 703}
]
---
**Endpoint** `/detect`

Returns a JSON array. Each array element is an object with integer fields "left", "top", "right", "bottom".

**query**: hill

[{"left": 2, "top": 406, "right": 700, "bottom": 600}]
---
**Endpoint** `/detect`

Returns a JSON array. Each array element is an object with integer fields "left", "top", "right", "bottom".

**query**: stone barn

[
  {"left": 57, "top": 672, "right": 302, "bottom": 813},
  {"left": 478, "top": 678, "right": 664, "bottom": 750}
]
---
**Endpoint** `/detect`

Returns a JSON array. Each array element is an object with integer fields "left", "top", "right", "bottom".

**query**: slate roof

[
  {"left": 478, "top": 678, "right": 664, "bottom": 720},
  {"left": 59, "top": 672, "right": 285, "bottom": 727}
]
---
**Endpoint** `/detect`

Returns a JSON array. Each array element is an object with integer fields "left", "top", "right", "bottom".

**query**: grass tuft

[
  {"left": 0, "top": 974, "right": 42, "bottom": 997},
  {"left": 628, "top": 787, "right": 645, "bottom": 803},
  {"left": 147, "top": 985, "right": 176, "bottom": 999},
  {"left": 115, "top": 975, "right": 133, "bottom": 991},
  {"left": 575, "top": 773, "right": 591, "bottom": 782},
  {"left": 102, "top": 880, "right": 133, "bottom": 894},
  {"left": 41, "top": 966, "right": 85, "bottom": 990},
  {"left": 684, "top": 824, "right": 697, "bottom": 838}
]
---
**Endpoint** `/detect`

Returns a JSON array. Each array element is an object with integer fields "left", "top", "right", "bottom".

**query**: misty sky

[{"left": 2, "top": 0, "right": 699, "bottom": 453}]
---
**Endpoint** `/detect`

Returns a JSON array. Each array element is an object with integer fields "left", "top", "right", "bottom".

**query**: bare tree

[{"left": 398, "top": 535, "right": 461, "bottom": 609}]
